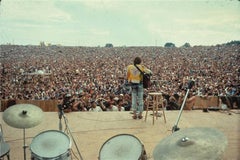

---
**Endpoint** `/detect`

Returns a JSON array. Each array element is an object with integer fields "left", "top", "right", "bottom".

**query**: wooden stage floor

[{"left": 0, "top": 110, "right": 240, "bottom": 160}]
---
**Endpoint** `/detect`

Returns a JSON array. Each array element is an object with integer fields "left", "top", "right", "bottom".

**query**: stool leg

[
  {"left": 161, "top": 101, "right": 166, "bottom": 123},
  {"left": 144, "top": 99, "right": 149, "bottom": 122},
  {"left": 156, "top": 97, "right": 159, "bottom": 120},
  {"left": 153, "top": 99, "right": 156, "bottom": 125},
  {"left": 162, "top": 103, "right": 166, "bottom": 123}
]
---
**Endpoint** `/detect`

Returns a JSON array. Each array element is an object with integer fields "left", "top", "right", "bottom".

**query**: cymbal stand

[
  {"left": 172, "top": 88, "right": 190, "bottom": 133},
  {"left": 172, "top": 80, "right": 195, "bottom": 133},
  {"left": 23, "top": 128, "right": 27, "bottom": 160},
  {"left": 22, "top": 110, "right": 28, "bottom": 160},
  {"left": 58, "top": 107, "right": 84, "bottom": 160}
]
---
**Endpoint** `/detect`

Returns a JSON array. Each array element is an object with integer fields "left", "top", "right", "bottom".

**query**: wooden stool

[{"left": 145, "top": 92, "right": 166, "bottom": 125}]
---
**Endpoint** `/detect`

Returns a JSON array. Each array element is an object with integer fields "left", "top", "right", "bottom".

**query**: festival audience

[{"left": 0, "top": 44, "right": 239, "bottom": 110}]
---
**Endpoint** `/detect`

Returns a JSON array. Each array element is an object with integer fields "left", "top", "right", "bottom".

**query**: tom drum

[
  {"left": 30, "top": 130, "right": 71, "bottom": 160},
  {"left": 99, "top": 134, "right": 147, "bottom": 160}
]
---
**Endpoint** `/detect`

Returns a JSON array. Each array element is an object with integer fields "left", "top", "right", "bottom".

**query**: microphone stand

[
  {"left": 172, "top": 89, "right": 190, "bottom": 132},
  {"left": 172, "top": 80, "right": 194, "bottom": 133},
  {"left": 58, "top": 105, "right": 84, "bottom": 160},
  {"left": 58, "top": 106, "right": 63, "bottom": 131}
]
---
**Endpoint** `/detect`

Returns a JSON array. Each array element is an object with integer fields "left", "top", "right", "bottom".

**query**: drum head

[
  {"left": 30, "top": 130, "right": 70, "bottom": 158},
  {"left": 99, "top": 134, "right": 143, "bottom": 160}
]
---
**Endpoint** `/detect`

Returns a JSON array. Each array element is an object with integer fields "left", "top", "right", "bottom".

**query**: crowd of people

[{"left": 0, "top": 43, "right": 239, "bottom": 111}]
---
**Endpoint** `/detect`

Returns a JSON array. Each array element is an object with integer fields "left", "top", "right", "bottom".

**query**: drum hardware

[
  {"left": 153, "top": 127, "right": 228, "bottom": 160},
  {"left": 58, "top": 104, "right": 64, "bottom": 131},
  {"left": 172, "top": 80, "right": 194, "bottom": 132},
  {"left": 2, "top": 104, "right": 44, "bottom": 160},
  {"left": 0, "top": 124, "right": 10, "bottom": 160},
  {"left": 57, "top": 104, "right": 84, "bottom": 160}
]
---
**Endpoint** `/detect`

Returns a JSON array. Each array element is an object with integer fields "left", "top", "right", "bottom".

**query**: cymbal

[
  {"left": 153, "top": 127, "right": 227, "bottom": 160},
  {"left": 3, "top": 104, "right": 44, "bottom": 129}
]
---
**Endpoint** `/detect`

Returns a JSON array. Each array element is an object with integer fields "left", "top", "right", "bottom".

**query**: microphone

[{"left": 187, "top": 80, "right": 195, "bottom": 89}]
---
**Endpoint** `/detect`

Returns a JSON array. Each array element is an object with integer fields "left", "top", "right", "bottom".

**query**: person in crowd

[
  {"left": 88, "top": 100, "right": 103, "bottom": 112},
  {"left": 120, "top": 94, "right": 132, "bottom": 111},
  {"left": 95, "top": 98, "right": 108, "bottom": 111},
  {"left": 72, "top": 94, "right": 88, "bottom": 111},
  {"left": 106, "top": 97, "right": 119, "bottom": 111},
  {"left": 127, "top": 57, "right": 152, "bottom": 119},
  {"left": 167, "top": 92, "right": 180, "bottom": 110},
  {"left": 182, "top": 90, "right": 197, "bottom": 110},
  {"left": 115, "top": 98, "right": 125, "bottom": 111}
]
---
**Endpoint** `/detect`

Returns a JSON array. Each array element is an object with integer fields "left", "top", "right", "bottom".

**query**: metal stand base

[{"left": 58, "top": 109, "right": 84, "bottom": 160}]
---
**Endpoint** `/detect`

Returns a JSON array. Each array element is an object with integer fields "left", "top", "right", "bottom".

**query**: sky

[{"left": 0, "top": 0, "right": 239, "bottom": 47}]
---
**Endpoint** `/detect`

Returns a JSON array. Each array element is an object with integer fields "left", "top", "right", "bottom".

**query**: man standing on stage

[{"left": 127, "top": 57, "right": 152, "bottom": 119}]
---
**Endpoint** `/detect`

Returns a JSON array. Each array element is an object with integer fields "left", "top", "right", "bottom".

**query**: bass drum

[
  {"left": 99, "top": 134, "right": 147, "bottom": 160},
  {"left": 30, "top": 130, "right": 71, "bottom": 160}
]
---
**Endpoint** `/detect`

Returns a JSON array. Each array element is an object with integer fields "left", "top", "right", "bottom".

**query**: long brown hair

[{"left": 134, "top": 57, "right": 141, "bottom": 65}]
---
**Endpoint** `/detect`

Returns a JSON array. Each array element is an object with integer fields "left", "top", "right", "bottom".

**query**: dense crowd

[{"left": 0, "top": 44, "right": 239, "bottom": 111}]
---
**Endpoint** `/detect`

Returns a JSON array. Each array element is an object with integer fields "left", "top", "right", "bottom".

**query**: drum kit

[
  {"left": 2, "top": 103, "right": 83, "bottom": 160},
  {"left": 2, "top": 104, "right": 228, "bottom": 160},
  {"left": 2, "top": 104, "right": 44, "bottom": 160}
]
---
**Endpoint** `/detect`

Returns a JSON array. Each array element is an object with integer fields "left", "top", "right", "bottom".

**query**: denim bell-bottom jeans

[{"left": 131, "top": 83, "right": 144, "bottom": 113}]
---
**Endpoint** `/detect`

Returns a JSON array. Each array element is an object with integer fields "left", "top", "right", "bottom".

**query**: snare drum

[
  {"left": 30, "top": 130, "right": 71, "bottom": 160},
  {"left": 99, "top": 134, "right": 147, "bottom": 160}
]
